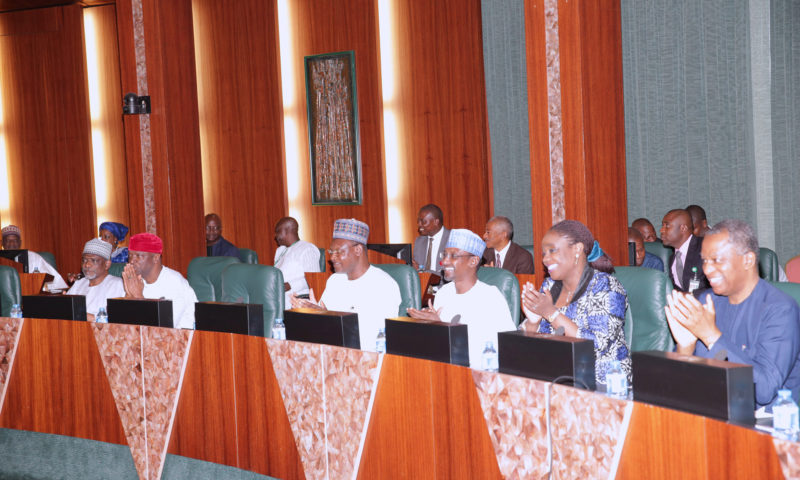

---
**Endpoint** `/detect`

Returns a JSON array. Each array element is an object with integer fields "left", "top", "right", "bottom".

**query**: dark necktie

[
  {"left": 496, "top": 252, "right": 502, "bottom": 269},
  {"left": 425, "top": 237, "right": 434, "bottom": 271},
  {"left": 675, "top": 251, "right": 684, "bottom": 286}
]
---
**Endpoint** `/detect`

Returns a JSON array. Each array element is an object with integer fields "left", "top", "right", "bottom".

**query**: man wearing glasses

[
  {"left": 291, "top": 218, "right": 401, "bottom": 352},
  {"left": 205, "top": 213, "right": 239, "bottom": 257},
  {"left": 66, "top": 238, "right": 125, "bottom": 321},
  {"left": 407, "top": 229, "right": 515, "bottom": 368}
]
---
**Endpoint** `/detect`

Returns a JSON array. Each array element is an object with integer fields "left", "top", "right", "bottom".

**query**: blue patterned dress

[{"left": 538, "top": 269, "right": 631, "bottom": 385}]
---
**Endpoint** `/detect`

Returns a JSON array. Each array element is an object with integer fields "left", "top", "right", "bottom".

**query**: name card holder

[
  {"left": 195, "top": 302, "right": 264, "bottom": 336},
  {"left": 284, "top": 308, "right": 360, "bottom": 348},
  {"left": 498, "top": 331, "right": 596, "bottom": 390},
  {"left": 632, "top": 351, "right": 755, "bottom": 425},
  {"left": 21, "top": 294, "right": 87, "bottom": 321},
  {"left": 107, "top": 298, "right": 174, "bottom": 328},
  {"left": 385, "top": 317, "right": 469, "bottom": 367}
]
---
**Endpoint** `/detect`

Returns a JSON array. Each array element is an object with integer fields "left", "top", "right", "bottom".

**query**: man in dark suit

[
  {"left": 412, "top": 204, "right": 450, "bottom": 273},
  {"left": 481, "top": 216, "right": 534, "bottom": 274},
  {"left": 661, "top": 209, "right": 709, "bottom": 293}
]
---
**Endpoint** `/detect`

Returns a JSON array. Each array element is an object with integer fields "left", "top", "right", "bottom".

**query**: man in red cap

[{"left": 122, "top": 232, "right": 198, "bottom": 329}]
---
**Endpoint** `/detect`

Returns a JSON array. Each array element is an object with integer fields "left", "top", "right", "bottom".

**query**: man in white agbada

[
  {"left": 407, "top": 228, "right": 515, "bottom": 368},
  {"left": 1, "top": 225, "right": 68, "bottom": 291},
  {"left": 273, "top": 216, "right": 321, "bottom": 305},
  {"left": 122, "top": 232, "right": 198, "bottom": 329},
  {"left": 291, "top": 218, "right": 401, "bottom": 352},
  {"left": 67, "top": 238, "right": 125, "bottom": 320}
]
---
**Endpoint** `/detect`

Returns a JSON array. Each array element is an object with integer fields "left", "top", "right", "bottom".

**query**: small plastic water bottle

[
  {"left": 773, "top": 390, "right": 799, "bottom": 441},
  {"left": 606, "top": 360, "right": 628, "bottom": 398},
  {"left": 272, "top": 318, "right": 286, "bottom": 340},
  {"left": 375, "top": 327, "right": 387, "bottom": 353},
  {"left": 96, "top": 307, "right": 108, "bottom": 324},
  {"left": 10, "top": 303, "right": 22, "bottom": 318},
  {"left": 688, "top": 267, "right": 701, "bottom": 293},
  {"left": 33, "top": 267, "right": 40, "bottom": 274},
  {"left": 481, "top": 341, "right": 499, "bottom": 372}
]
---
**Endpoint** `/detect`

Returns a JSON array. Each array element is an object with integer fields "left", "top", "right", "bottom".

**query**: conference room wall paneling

[
  {"left": 0, "top": 5, "right": 97, "bottom": 275},
  {"left": 287, "top": 0, "right": 389, "bottom": 248},
  {"left": 191, "top": 0, "right": 288, "bottom": 263}
]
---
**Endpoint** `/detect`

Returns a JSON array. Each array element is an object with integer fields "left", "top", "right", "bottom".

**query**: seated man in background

[
  {"left": 686, "top": 204, "right": 710, "bottom": 237},
  {"left": 661, "top": 209, "right": 709, "bottom": 293},
  {"left": 408, "top": 229, "right": 515, "bottom": 368},
  {"left": 628, "top": 227, "right": 664, "bottom": 271},
  {"left": 122, "top": 233, "right": 198, "bottom": 329},
  {"left": 66, "top": 238, "right": 125, "bottom": 320},
  {"left": 482, "top": 216, "right": 534, "bottom": 274},
  {"left": 205, "top": 213, "right": 239, "bottom": 257},
  {"left": 665, "top": 219, "right": 800, "bottom": 409},
  {"left": 632, "top": 218, "right": 660, "bottom": 243},
  {"left": 273, "top": 216, "right": 320, "bottom": 304},
  {"left": 412, "top": 204, "right": 450, "bottom": 273},
  {"left": 1, "top": 224, "right": 67, "bottom": 290},
  {"left": 291, "top": 219, "right": 401, "bottom": 352}
]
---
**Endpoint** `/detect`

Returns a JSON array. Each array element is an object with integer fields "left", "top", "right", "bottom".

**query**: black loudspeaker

[
  {"left": 21, "top": 294, "right": 87, "bottom": 321},
  {"left": 195, "top": 302, "right": 264, "bottom": 336},
  {"left": 284, "top": 308, "right": 360, "bottom": 348},
  {"left": 498, "top": 330, "right": 596, "bottom": 390},
  {"left": 385, "top": 316, "right": 469, "bottom": 367},
  {"left": 107, "top": 298, "right": 174, "bottom": 328},
  {"left": 632, "top": 351, "right": 755, "bottom": 425}
]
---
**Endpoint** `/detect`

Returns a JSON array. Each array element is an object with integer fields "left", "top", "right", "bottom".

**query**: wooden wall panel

[
  {"left": 167, "top": 331, "right": 238, "bottom": 467},
  {"left": 557, "top": 0, "right": 628, "bottom": 266},
  {"left": 191, "top": 0, "right": 287, "bottom": 263},
  {"left": 0, "top": 319, "right": 127, "bottom": 444},
  {"left": 390, "top": 0, "right": 492, "bottom": 241},
  {"left": 289, "top": 0, "right": 388, "bottom": 249},
  {"left": 0, "top": 5, "right": 97, "bottom": 275}
]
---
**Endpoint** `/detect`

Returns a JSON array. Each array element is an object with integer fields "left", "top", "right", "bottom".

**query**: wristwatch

[{"left": 547, "top": 310, "right": 560, "bottom": 324}]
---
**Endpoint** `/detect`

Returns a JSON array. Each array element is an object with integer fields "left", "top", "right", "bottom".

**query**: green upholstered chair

[
  {"left": 374, "top": 264, "right": 421, "bottom": 315},
  {"left": 237, "top": 248, "right": 259, "bottom": 265},
  {"left": 521, "top": 245, "right": 535, "bottom": 258},
  {"left": 770, "top": 282, "right": 800, "bottom": 308},
  {"left": 759, "top": 247, "right": 780, "bottom": 282},
  {"left": 643, "top": 242, "right": 673, "bottom": 274},
  {"left": 187, "top": 256, "right": 241, "bottom": 302},
  {"left": 613, "top": 266, "right": 675, "bottom": 352},
  {"left": 108, "top": 263, "right": 125, "bottom": 278},
  {"left": 318, "top": 247, "right": 327, "bottom": 273},
  {"left": 0, "top": 265, "right": 22, "bottom": 317},
  {"left": 36, "top": 251, "right": 57, "bottom": 271},
  {"left": 220, "top": 263, "right": 284, "bottom": 338},
  {"left": 477, "top": 267, "right": 521, "bottom": 326}
]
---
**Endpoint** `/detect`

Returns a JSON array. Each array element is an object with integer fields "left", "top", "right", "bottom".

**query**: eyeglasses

[
  {"left": 439, "top": 252, "right": 474, "bottom": 261},
  {"left": 327, "top": 242, "right": 358, "bottom": 258}
]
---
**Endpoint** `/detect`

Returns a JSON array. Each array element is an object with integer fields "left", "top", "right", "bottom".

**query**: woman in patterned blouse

[{"left": 520, "top": 220, "right": 631, "bottom": 386}]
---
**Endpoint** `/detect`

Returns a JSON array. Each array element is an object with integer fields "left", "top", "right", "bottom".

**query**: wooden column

[{"left": 525, "top": 0, "right": 628, "bottom": 284}]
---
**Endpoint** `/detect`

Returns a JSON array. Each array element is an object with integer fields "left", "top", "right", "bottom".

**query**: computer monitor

[
  {"left": 367, "top": 243, "right": 412, "bottom": 265},
  {"left": 22, "top": 294, "right": 87, "bottom": 321}
]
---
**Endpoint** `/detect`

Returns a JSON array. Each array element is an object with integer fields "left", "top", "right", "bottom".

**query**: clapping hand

[
  {"left": 407, "top": 298, "right": 443, "bottom": 322},
  {"left": 290, "top": 288, "right": 326, "bottom": 310},
  {"left": 665, "top": 290, "right": 720, "bottom": 352}
]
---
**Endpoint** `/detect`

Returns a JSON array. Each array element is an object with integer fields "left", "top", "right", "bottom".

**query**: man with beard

[
  {"left": 66, "top": 238, "right": 125, "bottom": 321},
  {"left": 290, "top": 219, "right": 400, "bottom": 351},
  {"left": 407, "top": 229, "right": 515, "bottom": 368},
  {"left": 122, "top": 232, "right": 198, "bottom": 329}
]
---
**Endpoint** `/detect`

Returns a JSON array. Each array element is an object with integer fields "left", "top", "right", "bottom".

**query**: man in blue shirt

[
  {"left": 665, "top": 219, "right": 800, "bottom": 409},
  {"left": 628, "top": 227, "right": 664, "bottom": 271},
  {"left": 205, "top": 213, "right": 239, "bottom": 258}
]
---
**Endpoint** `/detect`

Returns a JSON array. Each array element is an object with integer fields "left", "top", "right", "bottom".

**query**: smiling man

[
  {"left": 412, "top": 204, "right": 450, "bottom": 273},
  {"left": 407, "top": 228, "right": 515, "bottom": 368},
  {"left": 665, "top": 219, "right": 800, "bottom": 409},
  {"left": 122, "top": 233, "right": 198, "bottom": 329},
  {"left": 481, "top": 216, "right": 534, "bottom": 274},
  {"left": 291, "top": 219, "right": 400, "bottom": 352},
  {"left": 66, "top": 238, "right": 125, "bottom": 320}
]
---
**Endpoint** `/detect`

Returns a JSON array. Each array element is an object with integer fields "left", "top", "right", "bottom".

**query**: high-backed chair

[
  {"left": 36, "top": 251, "right": 57, "bottom": 271},
  {"left": 237, "top": 248, "right": 259, "bottom": 265},
  {"left": 613, "top": 266, "right": 675, "bottom": 352},
  {"left": 786, "top": 255, "right": 800, "bottom": 283},
  {"left": 477, "top": 267, "right": 521, "bottom": 326},
  {"left": 770, "top": 282, "right": 800, "bottom": 308},
  {"left": 221, "top": 264, "right": 284, "bottom": 338},
  {"left": 759, "top": 247, "right": 780, "bottom": 282},
  {"left": 0, "top": 265, "right": 22, "bottom": 317},
  {"left": 187, "top": 256, "right": 241, "bottom": 302},
  {"left": 521, "top": 245, "right": 535, "bottom": 259},
  {"left": 644, "top": 242, "right": 673, "bottom": 274},
  {"left": 108, "top": 263, "right": 125, "bottom": 278},
  {"left": 374, "top": 264, "right": 421, "bottom": 315},
  {"left": 318, "top": 247, "right": 327, "bottom": 272}
]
